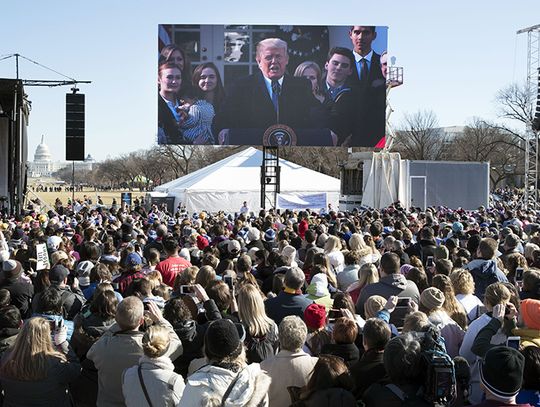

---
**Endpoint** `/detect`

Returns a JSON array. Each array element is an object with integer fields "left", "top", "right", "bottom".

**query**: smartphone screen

[
  {"left": 515, "top": 268, "right": 524, "bottom": 282},
  {"left": 506, "top": 336, "right": 520, "bottom": 350},
  {"left": 328, "top": 309, "right": 342, "bottom": 320},
  {"left": 426, "top": 256, "right": 434, "bottom": 268},
  {"left": 180, "top": 285, "right": 194, "bottom": 295},
  {"left": 224, "top": 276, "right": 234, "bottom": 290},
  {"left": 396, "top": 297, "right": 411, "bottom": 307}
]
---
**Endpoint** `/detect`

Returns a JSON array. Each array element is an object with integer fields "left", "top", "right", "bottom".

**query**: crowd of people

[
  {"left": 0, "top": 192, "right": 538, "bottom": 406},
  {"left": 158, "top": 26, "right": 386, "bottom": 147}
]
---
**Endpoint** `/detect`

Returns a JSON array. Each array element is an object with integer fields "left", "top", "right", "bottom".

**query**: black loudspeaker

[
  {"left": 66, "top": 93, "right": 85, "bottom": 160},
  {"left": 533, "top": 68, "right": 540, "bottom": 131}
]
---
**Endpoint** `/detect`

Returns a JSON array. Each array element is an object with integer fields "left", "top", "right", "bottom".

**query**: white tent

[{"left": 151, "top": 147, "right": 340, "bottom": 213}]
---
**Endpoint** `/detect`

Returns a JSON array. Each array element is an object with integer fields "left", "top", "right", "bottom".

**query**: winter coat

[
  {"left": 405, "top": 238, "right": 437, "bottom": 265},
  {"left": 0, "top": 348, "right": 81, "bottom": 407},
  {"left": 260, "top": 349, "right": 318, "bottom": 407},
  {"left": 464, "top": 259, "right": 508, "bottom": 300},
  {"left": 320, "top": 342, "right": 359, "bottom": 367},
  {"left": 69, "top": 310, "right": 115, "bottom": 407},
  {"left": 363, "top": 383, "right": 431, "bottom": 407},
  {"left": 243, "top": 321, "right": 279, "bottom": 364},
  {"left": 0, "top": 328, "right": 18, "bottom": 359},
  {"left": 265, "top": 291, "right": 313, "bottom": 325},
  {"left": 456, "top": 293, "right": 484, "bottom": 323},
  {"left": 294, "top": 387, "right": 357, "bottom": 407},
  {"left": 459, "top": 313, "right": 507, "bottom": 404},
  {"left": 87, "top": 320, "right": 182, "bottom": 407},
  {"left": 180, "top": 363, "right": 271, "bottom": 407},
  {"left": 0, "top": 277, "right": 34, "bottom": 319},
  {"left": 428, "top": 310, "right": 465, "bottom": 358},
  {"left": 171, "top": 319, "right": 205, "bottom": 378},
  {"left": 32, "top": 284, "right": 86, "bottom": 321},
  {"left": 350, "top": 349, "right": 387, "bottom": 398},
  {"left": 122, "top": 355, "right": 185, "bottom": 407},
  {"left": 355, "top": 273, "right": 420, "bottom": 328}
]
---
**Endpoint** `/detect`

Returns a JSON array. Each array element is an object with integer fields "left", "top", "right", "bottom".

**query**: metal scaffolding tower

[
  {"left": 382, "top": 65, "right": 403, "bottom": 151},
  {"left": 260, "top": 146, "right": 280, "bottom": 209},
  {"left": 517, "top": 24, "right": 540, "bottom": 210}
]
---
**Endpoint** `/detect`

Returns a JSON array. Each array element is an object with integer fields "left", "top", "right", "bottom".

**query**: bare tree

[
  {"left": 157, "top": 145, "right": 197, "bottom": 178},
  {"left": 279, "top": 147, "right": 347, "bottom": 178},
  {"left": 451, "top": 118, "right": 523, "bottom": 161},
  {"left": 393, "top": 110, "right": 446, "bottom": 160},
  {"left": 495, "top": 82, "right": 534, "bottom": 126},
  {"left": 449, "top": 118, "right": 523, "bottom": 188},
  {"left": 52, "top": 166, "right": 91, "bottom": 185}
]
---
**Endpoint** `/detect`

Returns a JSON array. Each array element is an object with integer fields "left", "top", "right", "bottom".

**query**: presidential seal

[{"left": 263, "top": 124, "right": 297, "bottom": 146}]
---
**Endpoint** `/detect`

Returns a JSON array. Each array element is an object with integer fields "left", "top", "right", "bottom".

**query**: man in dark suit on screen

[
  {"left": 342, "top": 25, "right": 386, "bottom": 147},
  {"left": 348, "top": 26, "right": 384, "bottom": 88},
  {"left": 214, "top": 38, "right": 329, "bottom": 145}
]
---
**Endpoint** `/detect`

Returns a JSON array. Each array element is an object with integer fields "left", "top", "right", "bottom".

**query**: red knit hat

[
  {"left": 521, "top": 299, "right": 540, "bottom": 330},
  {"left": 304, "top": 303, "right": 327, "bottom": 330},
  {"left": 196, "top": 235, "right": 209, "bottom": 250}
]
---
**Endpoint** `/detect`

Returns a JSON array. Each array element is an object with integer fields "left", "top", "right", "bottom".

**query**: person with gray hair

[
  {"left": 265, "top": 267, "right": 312, "bottom": 325},
  {"left": 261, "top": 316, "right": 318, "bottom": 407},
  {"left": 214, "top": 37, "right": 325, "bottom": 144},
  {"left": 88, "top": 298, "right": 182, "bottom": 406}
]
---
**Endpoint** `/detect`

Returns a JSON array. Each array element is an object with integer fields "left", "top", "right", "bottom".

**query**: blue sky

[{"left": 1, "top": 1, "right": 539, "bottom": 161}]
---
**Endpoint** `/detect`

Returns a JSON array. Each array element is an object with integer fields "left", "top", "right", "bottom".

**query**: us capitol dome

[{"left": 28, "top": 135, "right": 95, "bottom": 178}]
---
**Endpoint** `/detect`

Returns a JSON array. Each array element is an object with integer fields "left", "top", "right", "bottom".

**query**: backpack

[
  {"left": 418, "top": 326, "right": 457, "bottom": 406},
  {"left": 244, "top": 322, "right": 278, "bottom": 363}
]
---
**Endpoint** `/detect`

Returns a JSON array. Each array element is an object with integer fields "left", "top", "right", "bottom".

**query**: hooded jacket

[
  {"left": 355, "top": 274, "right": 420, "bottom": 327},
  {"left": 305, "top": 274, "right": 333, "bottom": 310},
  {"left": 180, "top": 363, "right": 270, "bottom": 407},
  {"left": 122, "top": 355, "right": 185, "bottom": 407},
  {"left": 464, "top": 259, "right": 508, "bottom": 299}
]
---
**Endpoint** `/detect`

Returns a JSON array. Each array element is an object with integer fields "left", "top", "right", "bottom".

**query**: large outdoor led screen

[{"left": 158, "top": 24, "right": 388, "bottom": 147}]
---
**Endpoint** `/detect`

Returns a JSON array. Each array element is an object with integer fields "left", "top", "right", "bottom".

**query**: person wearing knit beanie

[
  {"left": 520, "top": 298, "right": 540, "bottom": 330},
  {"left": 511, "top": 298, "right": 540, "bottom": 349},
  {"left": 196, "top": 235, "right": 209, "bottom": 250},
  {"left": 364, "top": 295, "right": 386, "bottom": 319},
  {"left": 303, "top": 303, "right": 332, "bottom": 356},
  {"left": 400, "top": 264, "right": 414, "bottom": 277},
  {"left": 304, "top": 303, "right": 327, "bottom": 331},
  {"left": 204, "top": 319, "right": 245, "bottom": 361},
  {"left": 479, "top": 346, "right": 526, "bottom": 404},
  {"left": 420, "top": 287, "right": 445, "bottom": 312}
]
